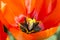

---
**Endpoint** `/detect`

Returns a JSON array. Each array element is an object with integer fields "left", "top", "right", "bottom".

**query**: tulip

[{"left": 0, "top": 0, "right": 60, "bottom": 40}]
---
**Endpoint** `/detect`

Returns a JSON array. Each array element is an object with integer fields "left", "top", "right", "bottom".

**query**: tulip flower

[{"left": 0, "top": 0, "right": 60, "bottom": 40}]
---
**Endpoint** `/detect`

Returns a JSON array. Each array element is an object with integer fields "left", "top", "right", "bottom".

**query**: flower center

[{"left": 19, "top": 17, "right": 41, "bottom": 34}]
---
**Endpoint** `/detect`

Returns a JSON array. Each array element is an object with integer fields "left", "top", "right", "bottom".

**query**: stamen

[{"left": 19, "top": 18, "right": 41, "bottom": 34}]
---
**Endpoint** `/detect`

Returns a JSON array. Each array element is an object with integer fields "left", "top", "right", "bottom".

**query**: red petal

[
  {"left": 1, "top": 0, "right": 26, "bottom": 27},
  {"left": 36, "top": 0, "right": 57, "bottom": 21},
  {"left": 9, "top": 28, "right": 35, "bottom": 40},
  {"left": 43, "top": 0, "right": 60, "bottom": 29},
  {"left": 9, "top": 25, "right": 58, "bottom": 40},
  {"left": 25, "top": 0, "right": 36, "bottom": 14},
  {"left": 0, "top": 21, "right": 7, "bottom": 40},
  {"left": 27, "top": 0, "right": 43, "bottom": 18}
]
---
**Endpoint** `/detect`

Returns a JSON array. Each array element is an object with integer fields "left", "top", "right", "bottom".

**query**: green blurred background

[{"left": 47, "top": 26, "right": 60, "bottom": 40}]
